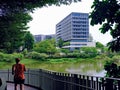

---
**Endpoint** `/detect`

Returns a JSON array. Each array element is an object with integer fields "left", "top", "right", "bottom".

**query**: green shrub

[
  {"left": 12, "top": 53, "right": 24, "bottom": 59},
  {"left": 66, "top": 53, "right": 97, "bottom": 58},
  {"left": 26, "top": 51, "right": 48, "bottom": 60},
  {"left": 0, "top": 52, "right": 24, "bottom": 62},
  {"left": 112, "top": 55, "right": 120, "bottom": 63},
  {"left": 79, "top": 53, "right": 90, "bottom": 58},
  {"left": 22, "top": 49, "right": 28, "bottom": 56},
  {"left": 49, "top": 53, "right": 64, "bottom": 59},
  {"left": 0, "top": 52, "right": 6, "bottom": 61},
  {"left": 3, "top": 54, "right": 14, "bottom": 62},
  {"left": 66, "top": 53, "right": 79, "bottom": 58},
  {"left": 95, "top": 54, "right": 111, "bottom": 61}
]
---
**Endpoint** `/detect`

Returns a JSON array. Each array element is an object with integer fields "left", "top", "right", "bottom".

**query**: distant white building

[
  {"left": 34, "top": 34, "right": 55, "bottom": 42},
  {"left": 56, "top": 12, "right": 95, "bottom": 51}
]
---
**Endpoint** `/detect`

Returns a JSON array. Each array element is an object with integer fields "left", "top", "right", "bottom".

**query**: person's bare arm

[
  {"left": 24, "top": 65, "right": 26, "bottom": 72},
  {"left": 12, "top": 65, "right": 15, "bottom": 75}
]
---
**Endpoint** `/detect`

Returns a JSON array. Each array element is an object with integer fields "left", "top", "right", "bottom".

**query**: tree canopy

[
  {"left": 96, "top": 42, "right": 104, "bottom": 48},
  {"left": 89, "top": 0, "right": 120, "bottom": 52},
  {"left": 0, "top": 0, "right": 81, "bottom": 16},
  {"left": 0, "top": 13, "right": 32, "bottom": 53},
  {"left": 34, "top": 39, "right": 57, "bottom": 55},
  {"left": 24, "top": 31, "right": 35, "bottom": 51}
]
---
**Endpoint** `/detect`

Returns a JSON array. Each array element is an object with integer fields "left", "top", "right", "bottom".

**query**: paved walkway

[{"left": 7, "top": 83, "right": 39, "bottom": 90}]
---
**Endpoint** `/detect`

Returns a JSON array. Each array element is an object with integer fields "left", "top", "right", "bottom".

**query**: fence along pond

[{"left": 0, "top": 69, "right": 120, "bottom": 90}]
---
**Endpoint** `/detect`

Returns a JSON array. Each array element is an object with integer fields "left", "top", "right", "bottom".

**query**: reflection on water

[
  {"left": 65, "top": 61, "right": 106, "bottom": 77},
  {"left": 66, "top": 68, "right": 106, "bottom": 77},
  {"left": 94, "top": 70, "right": 106, "bottom": 77},
  {"left": 39, "top": 60, "right": 106, "bottom": 77}
]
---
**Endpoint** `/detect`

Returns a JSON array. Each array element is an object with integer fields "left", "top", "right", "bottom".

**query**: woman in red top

[{"left": 12, "top": 58, "right": 26, "bottom": 90}]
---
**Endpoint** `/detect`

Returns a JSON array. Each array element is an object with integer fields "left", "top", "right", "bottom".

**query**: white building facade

[
  {"left": 34, "top": 34, "right": 55, "bottom": 42},
  {"left": 56, "top": 12, "right": 95, "bottom": 50}
]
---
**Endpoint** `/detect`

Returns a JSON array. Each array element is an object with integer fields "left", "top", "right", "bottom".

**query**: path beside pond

[{"left": 7, "top": 82, "right": 39, "bottom": 90}]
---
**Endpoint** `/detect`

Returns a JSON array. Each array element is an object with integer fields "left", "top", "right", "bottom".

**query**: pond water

[
  {"left": 40, "top": 60, "right": 106, "bottom": 77},
  {"left": 65, "top": 61, "right": 106, "bottom": 77}
]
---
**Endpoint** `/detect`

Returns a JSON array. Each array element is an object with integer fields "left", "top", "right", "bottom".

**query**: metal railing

[{"left": 0, "top": 69, "right": 120, "bottom": 90}]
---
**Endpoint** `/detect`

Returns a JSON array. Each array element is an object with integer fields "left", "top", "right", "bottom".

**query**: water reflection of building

[
  {"left": 34, "top": 34, "right": 55, "bottom": 42},
  {"left": 56, "top": 12, "right": 95, "bottom": 51}
]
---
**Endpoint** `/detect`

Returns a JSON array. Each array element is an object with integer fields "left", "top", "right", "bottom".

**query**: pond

[{"left": 39, "top": 59, "right": 106, "bottom": 77}]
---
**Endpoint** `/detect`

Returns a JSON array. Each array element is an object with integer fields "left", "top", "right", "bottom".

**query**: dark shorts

[{"left": 14, "top": 78, "right": 25, "bottom": 84}]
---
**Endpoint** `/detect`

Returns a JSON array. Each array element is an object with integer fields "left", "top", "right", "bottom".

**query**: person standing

[{"left": 12, "top": 58, "right": 26, "bottom": 90}]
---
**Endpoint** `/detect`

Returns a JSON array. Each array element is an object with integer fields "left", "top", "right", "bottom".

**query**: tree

[
  {"left": 96, "top": 42, "right": 104, "bottom": 48},
  {"left": 57, "top": 38, "right": 64, "bottom": 48},
  {"left": 34, "top": 39, "right": 57, "bottom": 55},
  {"left": 80, "top": 47, "right": 98, "bottom": 57},
  {"left": 24, "top": 31, "right": 35, "bottom": 51},
  {"left": 61, "top": 48, "right": 70, "bottom": 55},
  {"left": 63, "top": 41, "right": 70, "bottom": 46},
  {"left": 96, "top": 42, "right": 105, "bottom": 53},
  {"left": 0, "top": 13, "right": 32, "bottom": 53},
  {"left": 89, "top": 0, "right": 120, "bottom": 52},
  {"left": 104, "top": 61, "right": 120, "bottom": 89},
  {"left": 0, "top": 0, "right": 81, "bottom": 16}
]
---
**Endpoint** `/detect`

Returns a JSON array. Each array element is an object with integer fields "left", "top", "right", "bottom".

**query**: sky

[{"left": 28, "top": 0, "right": 112, "bottom": 45}]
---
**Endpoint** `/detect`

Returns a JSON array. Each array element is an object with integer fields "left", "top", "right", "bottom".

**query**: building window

[{"left": 71, "top": 39, "right": 87, "bottom": 42}]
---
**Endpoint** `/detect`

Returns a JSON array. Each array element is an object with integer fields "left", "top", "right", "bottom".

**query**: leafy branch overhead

[
  {"left": 0, "top": 0, "right": 81, "bottom": 15},
  {"left": 89, "top": 0, "right": 120, "bottom": 52}
]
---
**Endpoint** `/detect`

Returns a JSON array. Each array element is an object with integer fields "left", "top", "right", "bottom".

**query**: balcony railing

[{"left": 0, "top": 69, "right": 120, "bottom": 90}]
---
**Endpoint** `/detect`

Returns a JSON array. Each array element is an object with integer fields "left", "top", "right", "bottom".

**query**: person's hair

[{"left": 15, "top": 58, "right": 20, "bottom": 63}]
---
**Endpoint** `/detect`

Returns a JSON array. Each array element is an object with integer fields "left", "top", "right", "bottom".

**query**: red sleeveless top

[{"left": 13, "top": 64, "right": 26, "bottom": 79}]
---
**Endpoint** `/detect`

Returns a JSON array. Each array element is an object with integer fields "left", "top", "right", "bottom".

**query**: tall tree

[
  {"left": 0, "top": 13, "right": 32, "bottom": 53},
  {"left": 34, "top": 39, "right": 57, "bottom": 55},
  {"left": 57, "top": 38, "right": 64, "bottom": 48},
  {"left": 24, "top": 31, "right": 35, "bottom": 51},
  {"left": 89, "top": 0, "right": 120, "bottom": 52}
]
